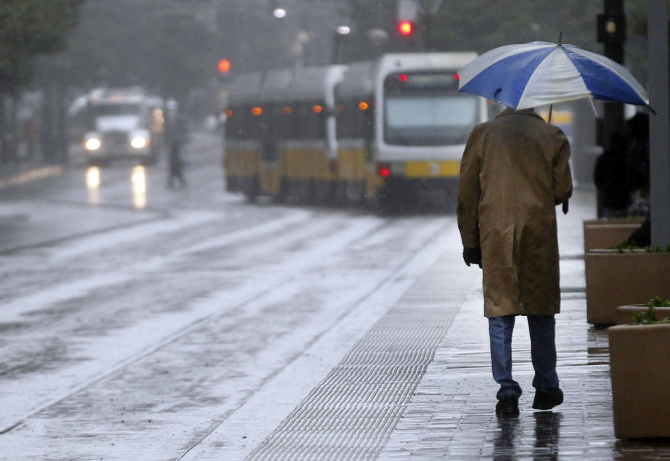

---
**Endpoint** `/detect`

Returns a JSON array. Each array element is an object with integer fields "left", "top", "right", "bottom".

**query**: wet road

[{"left": 0, "top": 132, "right": 458, "bottom": 460}]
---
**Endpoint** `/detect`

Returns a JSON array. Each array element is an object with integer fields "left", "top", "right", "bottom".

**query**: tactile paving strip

[{"left": 246, "top": 261, "right": 471, "bottom": 460}]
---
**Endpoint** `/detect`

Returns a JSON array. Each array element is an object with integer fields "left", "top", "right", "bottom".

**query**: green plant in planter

[
  {"left": 610, "top": 242, "right": 670, "bottom": 254},
  {"left": 647, "top": 296, "right": 670, "bottom": 307},
  {"left": 633, "top": 297, "right": 670, "bottom": 325},
  {"left": 646, "top": 243, "right": 670, "bottom": 253}
]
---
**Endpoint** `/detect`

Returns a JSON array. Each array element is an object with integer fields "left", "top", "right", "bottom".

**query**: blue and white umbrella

[{"left": 458, "top": 41, "right": 651, "bottom": 111}]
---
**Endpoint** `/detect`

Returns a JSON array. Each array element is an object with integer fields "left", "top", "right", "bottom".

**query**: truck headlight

[
  {"left": 130, "top": 136, "right": 149, "bottom": 149},
  {"left": 85, "top": 138, "right": 101, "bottom": 151}
]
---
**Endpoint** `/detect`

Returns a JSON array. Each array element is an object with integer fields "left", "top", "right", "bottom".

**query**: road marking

[
  {"left": 0, "top": 166, "right": 63, "bottom": 190},
  {"left": 178, "top": 222, "right": 461, "bottom": 461}
]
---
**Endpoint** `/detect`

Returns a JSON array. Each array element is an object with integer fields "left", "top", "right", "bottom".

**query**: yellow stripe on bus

[
  {"left": 225, "top": 148, "right": 258, "bottom": 178},
  {"left": 405, "top": 160, "right": 460, "bottom": 178},
  {"left": 338, "top": 148, "right": 366, "bottom": 181}
]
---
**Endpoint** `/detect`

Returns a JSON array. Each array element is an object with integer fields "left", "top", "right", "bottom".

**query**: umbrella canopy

[{"left": 458, "top": 41, "right": 651, "bottom": 111}]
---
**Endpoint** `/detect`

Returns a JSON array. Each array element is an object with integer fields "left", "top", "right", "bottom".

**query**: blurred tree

[
  {"left": 0, "top": 0, "right": 82, "bottom": 163},
  {"left": 30, "top": 0, "right": 221, "bottom": 162},
  {"left": 41, "top": 0, "right": 219, "bottom": 101}
]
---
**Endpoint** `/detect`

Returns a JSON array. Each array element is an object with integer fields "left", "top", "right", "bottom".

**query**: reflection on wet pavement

[
  {"left": 493, "top": 412, "right": 561, "bottom": 460},
  {"left": 534, "top": 412, "right": 561, "bottom": 460},
  {"left": 493, "top": 416, "right": 519, "bottom": 460}
]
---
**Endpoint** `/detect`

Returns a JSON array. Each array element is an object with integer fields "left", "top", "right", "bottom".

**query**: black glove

[{"left": 463, "top": 246, "right": 482, "bottom": 268}]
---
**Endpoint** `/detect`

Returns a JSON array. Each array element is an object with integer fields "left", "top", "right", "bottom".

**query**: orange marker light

[
  {"left": 217, "top": 59, "right": 232, "bottom": 73},
  {"left": 252, "top": 106, "right": 263, "bottom": 116}
]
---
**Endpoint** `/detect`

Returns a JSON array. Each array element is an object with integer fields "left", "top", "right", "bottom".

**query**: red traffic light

[
  {"left": 217, "top": 59, "right": 232, "bottom": 73},
  {"left": 398, "top": 20, "right": 414, "bottom": 36}
]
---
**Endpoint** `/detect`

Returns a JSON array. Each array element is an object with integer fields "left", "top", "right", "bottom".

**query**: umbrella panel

[{"left": 458, "top": 42, "right": 650, "bottom": 110}]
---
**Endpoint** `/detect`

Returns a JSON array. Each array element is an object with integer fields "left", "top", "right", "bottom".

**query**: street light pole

[
  {"left": 597, "top": 0, "right": 626, "bottom": 159},
  {"left": 648, "top": 0, "right": 670, "bottom": 245},
  {"left": 414, "top": 0, "right": 444, "bottom": 51}
]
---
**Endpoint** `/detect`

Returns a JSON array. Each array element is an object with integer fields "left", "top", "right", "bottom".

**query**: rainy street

[
  {"left": 2, "top": 1, "right": 669, "bottom": 459},
  {"left": 0, "top": 131, "right": 461, "bottom": 460}
]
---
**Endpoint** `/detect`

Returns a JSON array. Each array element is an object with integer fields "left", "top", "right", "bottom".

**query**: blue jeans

[{"left": 489, "top": 315, "right": 559, "bottom": 400}]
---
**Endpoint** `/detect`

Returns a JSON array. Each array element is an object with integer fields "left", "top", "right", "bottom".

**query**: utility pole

[
  {"left": 415, "top": 0, "right": 443, "bottom": 51},
  {"left": 596, "top": 0, "right": 626, "bottom": 217},
  {"left": 648, "top": 0, "right": 670, "bottom": 245},
  {"left": 597, "top": 0, "right": 626, "bottom": 141}
]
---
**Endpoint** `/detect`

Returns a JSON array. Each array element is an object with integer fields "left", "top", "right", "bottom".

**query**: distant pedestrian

[
  {"left": 624, "top": 113, "right": 650, "bottom": 217},
  {"left": 167, "top": 114, "right": 189, "bottom": 189},
  {"left": 594, "top": 131, "right": 630, "bottom": 218},
  {"left": 457, "top": 107, "right": 573, "bottom": 416}
]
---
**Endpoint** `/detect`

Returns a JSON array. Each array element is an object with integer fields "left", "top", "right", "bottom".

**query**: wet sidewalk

[
  {"left": 378, "top": 192, "right": 621, "bottom": 460},
  {"left": 379, "top": 192, "right": 670, "bottom": 460},
  {"left": 223, "top": 191, "right": 670, "bottom": 460}
]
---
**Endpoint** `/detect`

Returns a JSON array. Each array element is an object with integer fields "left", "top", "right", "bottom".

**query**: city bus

[
  {"left": 224, "top": 65, "right": 347, "bottom": 203},
  {"left": 335, "top": 52, "right": 489, "bottom": 210},
  {"left": 223, "top": 53, "right": 489, "bottom": 211}
]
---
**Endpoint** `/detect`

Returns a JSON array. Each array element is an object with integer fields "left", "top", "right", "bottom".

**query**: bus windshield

[
  {"left": 93, "top": 103, "right": 142, "bottom": 118},
  {"left": 384, "top": 94, "right": 479, "bottom": 146}
]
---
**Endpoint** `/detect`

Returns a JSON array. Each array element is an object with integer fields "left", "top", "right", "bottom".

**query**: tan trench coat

[{"left": 457, "top": 108, "right": 573, "bottom": 318}]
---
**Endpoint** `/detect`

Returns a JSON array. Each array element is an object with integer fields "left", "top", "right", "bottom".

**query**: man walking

[{"left": 457, "top": 107, "right": 573, "bottom": 416}]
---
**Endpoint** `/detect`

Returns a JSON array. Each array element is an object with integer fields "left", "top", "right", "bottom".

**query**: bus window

[
  {"left": 276, "top": 104, "right": 296, "bottom": 140},
  {"left": 337, "top": 98, "right": 374, "bottom": 140},
  {"left": 225, "top": 106, "right": 247, "bottom": 139},
  {"left": 299, "top": 102, "right": 325, "bottom": 140},
  {"left": 384, "top": 94, "right": 479, "bottom": 146},
  {"left": 336, "top": 101, "right": 356, "bottom": 139},
  {"left": 383, "top": 71, "right": 480, "bottom": 147}
]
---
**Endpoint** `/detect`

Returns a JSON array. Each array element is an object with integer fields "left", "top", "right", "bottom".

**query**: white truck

[{"left": 71, "top": 88, "right": 164, "bottom": 166}]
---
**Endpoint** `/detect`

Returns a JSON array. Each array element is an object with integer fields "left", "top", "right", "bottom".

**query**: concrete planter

[
  {"left": 583, "top": 218, "right": 644, "bottom": 252},
  {"left": 584, "top": 250, "right": 670, "bottom": 326},
  {"left": 609, "top": 324, "right": 670, "bottom": 439},
  {"left": 615, "top": 304, "right": 670, "bottom": 325}
]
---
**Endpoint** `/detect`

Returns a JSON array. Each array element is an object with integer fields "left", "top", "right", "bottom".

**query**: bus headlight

[
  {"left": 85, "top": 138, "right": 101, "bottom": 151},
  {"left": 130, "top": 136, "right": 149, "bottom": 149}
]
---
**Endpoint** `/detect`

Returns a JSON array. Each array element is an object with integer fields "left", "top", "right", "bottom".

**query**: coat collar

[{"left": 496, "top": 107, "right": 544, "bottom": 120}]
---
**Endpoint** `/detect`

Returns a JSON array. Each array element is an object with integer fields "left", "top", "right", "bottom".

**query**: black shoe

[
  {"left": 532, "top": 388, "right": 564, "bottom": 410},
  {"left": 495, "top": 394, "right": 520, "bottom": 416}
]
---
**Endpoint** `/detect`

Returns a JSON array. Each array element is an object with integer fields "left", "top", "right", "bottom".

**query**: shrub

[
  {"left": 610, "top": 242, "right": 670, "bottom": 254},
  {"left": 633, "top": 297, "right": 670, "bottom": 325}
]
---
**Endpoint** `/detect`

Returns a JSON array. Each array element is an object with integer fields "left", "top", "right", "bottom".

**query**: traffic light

[
  {"left": 398, "top": 20, "right": 414, "bottom": 37},
  {"left": 217, "top": 59, "right": 232, "bottom": 74}
]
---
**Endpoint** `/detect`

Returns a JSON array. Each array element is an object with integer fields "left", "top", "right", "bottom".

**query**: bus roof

[
  {"left": 337, "top": 61, "right": 376, "bottom": 100},
  {"left": 259, "top": 68, "right": 294, "bottom": 103},
  {"left": 287, "top": 65, "right": 347, "bottom": 104},
  {"left": 337, "top": 53, "right": 478, "bottom": 100},
  {"left": 227, "top": 72, "right": 263, "bottom": 106},
  {"left": 376, "top": 52, "right": 479, "bottom": 76}
]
